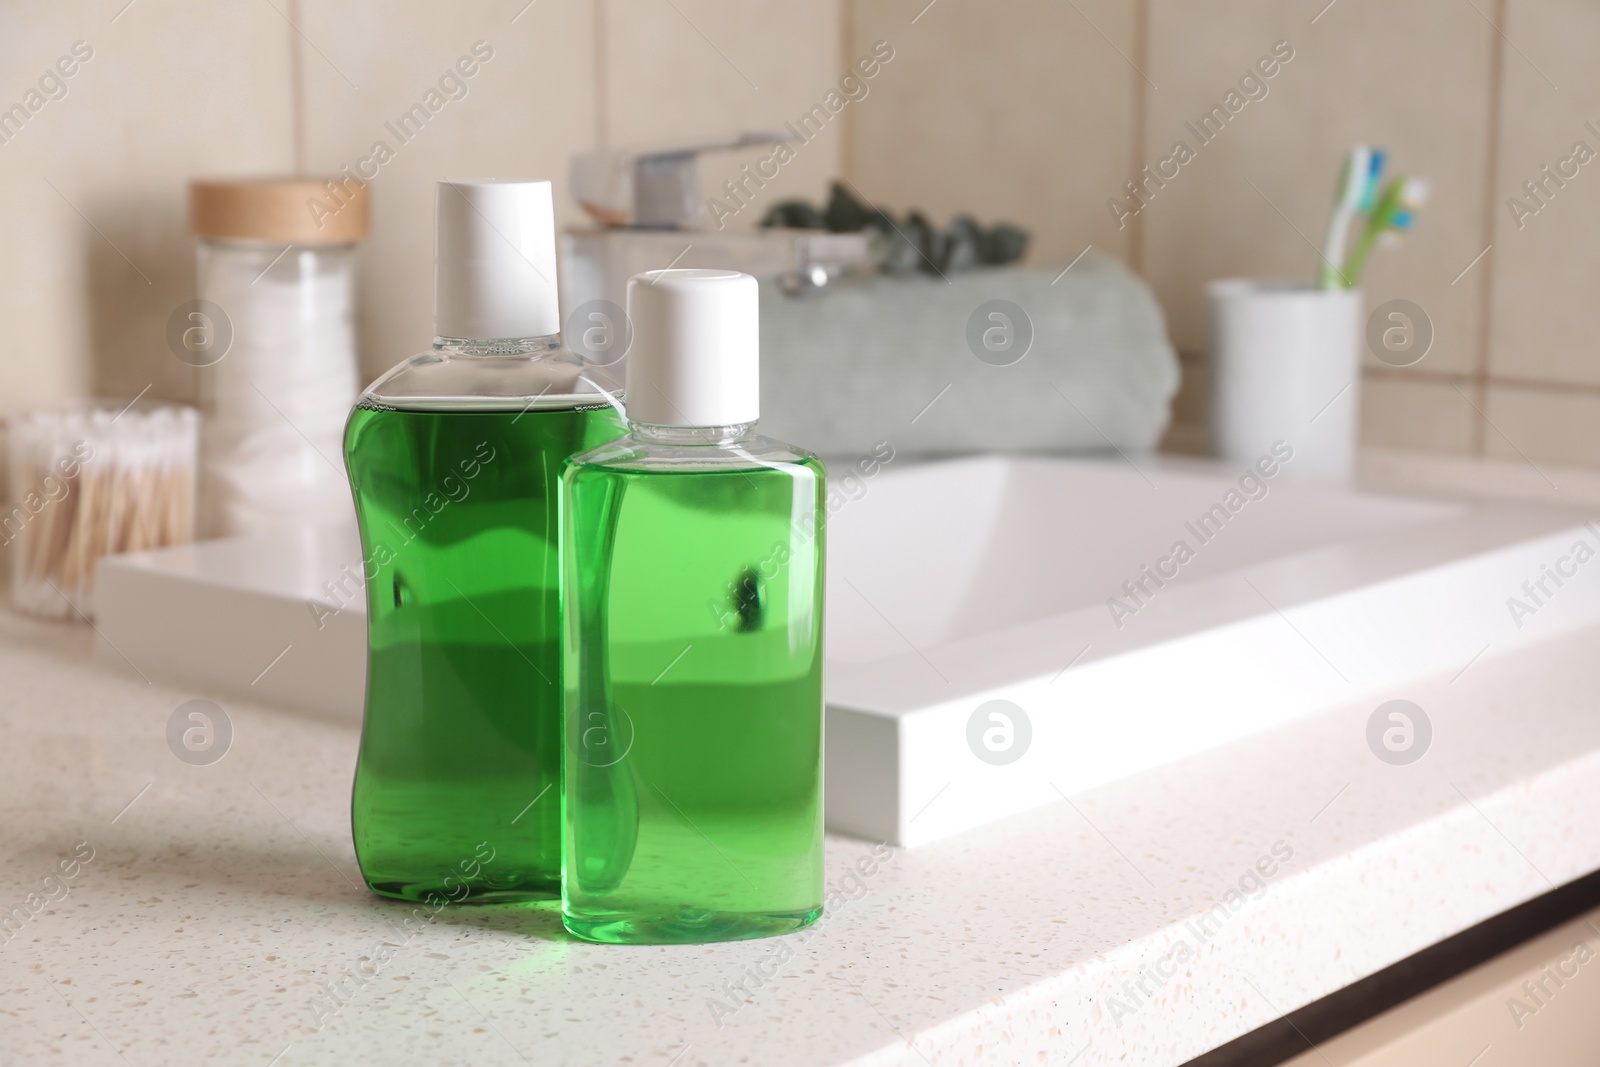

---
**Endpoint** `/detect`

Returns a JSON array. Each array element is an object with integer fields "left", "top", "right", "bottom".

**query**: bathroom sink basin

[
  {"left": 822, "top": 454, "right": 1600, "bottom": 845},
  {"left": 828, "top": 454, "right": 1456, "bottom": 664},
  {"left": 95, "top": 455, "right": 1600, "bottom": 847}
]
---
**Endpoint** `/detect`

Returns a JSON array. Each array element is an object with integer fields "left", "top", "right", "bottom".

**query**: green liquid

[
  {"left": 561, "top": 453, "right": 826, "bottom": 943},
  {"left": 344, "top": 401, "right": 623, "bottom": 902}
]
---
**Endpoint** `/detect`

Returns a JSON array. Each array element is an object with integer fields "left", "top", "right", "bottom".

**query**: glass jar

[{"left": 189, "top": 178, "right": 369, "bottom": 536}]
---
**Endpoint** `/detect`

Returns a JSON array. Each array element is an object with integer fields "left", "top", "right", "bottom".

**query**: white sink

[
  {"left": 828, "top": 455, "right": 1457, "bottom": 663},
  {"left": 822, "top": 455, "right": 1600, "bottom": 845},
  {"left": 94, "top": 455, "right": 1600, "bottom": 846}
]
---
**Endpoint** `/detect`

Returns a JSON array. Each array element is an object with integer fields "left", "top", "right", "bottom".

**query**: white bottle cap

[
  {"left": 625, "top": 269, "right": 759, "bottom": 426},
  {"left": 434, "top": 179, "right": 560, "bottom": 340}
]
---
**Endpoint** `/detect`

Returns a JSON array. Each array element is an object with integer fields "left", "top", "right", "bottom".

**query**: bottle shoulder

[
  {"left": 360, "top": 346, "right": 623, "bottom": 413},
  {"left": 565, "top": 433, "right": 825, "bottom": 477}
]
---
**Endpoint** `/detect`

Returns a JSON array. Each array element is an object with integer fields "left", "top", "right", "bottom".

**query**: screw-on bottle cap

[
  {"left": 434, "top": 179, "right": 560, "bottom": 340},
  {"left": 625, "top": 269, "right": 759, "bottom": 426}
]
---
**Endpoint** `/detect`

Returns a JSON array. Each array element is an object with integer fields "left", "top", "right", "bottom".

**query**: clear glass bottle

[
  {"left": 344, "top": 180, "right": 623, "bottom": 903},
  {"left": 561, "top": 269, "right": 825, "bottom": 944}
]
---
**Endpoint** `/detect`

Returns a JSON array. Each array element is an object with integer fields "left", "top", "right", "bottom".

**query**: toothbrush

[
  {"left": 1340, "top": 175, "right": 1430, "bottom": 288},
  {"left": 1319, "top": 145, "right": 1384, "bottom": 289}
]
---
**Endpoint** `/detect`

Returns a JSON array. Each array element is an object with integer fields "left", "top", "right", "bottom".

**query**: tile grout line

[
  {"left": 1471, "top": 0, "right": 1510, "bottom": 457},
  {"left": 287, "top": 0, "right": 307, "bottom": 173},
  {"left": 838, "top": 0, "right": 853, "bottom": 182},
  {"left": 1178, "top": 352, "right": 1600, "bottom": 400},
  {"left": 593, "top": 0, "right": 610, "bottom": 150},
  {"left": 1126, "top": 0, "right": 1151, "bottom": 276},
  {"left": 1362, "top": 366, "right": 1600, "bottom": 395}
]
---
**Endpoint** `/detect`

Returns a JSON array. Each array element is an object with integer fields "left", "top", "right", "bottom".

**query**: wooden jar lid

[{"left": 189, "top": 177, "right": 370, "bottom": 244}]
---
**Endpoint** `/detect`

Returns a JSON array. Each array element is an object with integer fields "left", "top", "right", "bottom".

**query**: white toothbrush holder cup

[{"left": 1207, "top": 280, "right": 1363, "bottom": 481}]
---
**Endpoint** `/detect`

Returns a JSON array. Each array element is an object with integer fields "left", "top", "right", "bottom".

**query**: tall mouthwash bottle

[
  {"left": 344, "top": 180, "right": 623, "bottom": 902},
  {"left": 561, "top": 269, "right": 825, "bottom": 944}
]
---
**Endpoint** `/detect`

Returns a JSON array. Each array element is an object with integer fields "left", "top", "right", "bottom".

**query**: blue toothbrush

[{"left": 1319, "top": 145, "right": 1385, "bottom": 288}]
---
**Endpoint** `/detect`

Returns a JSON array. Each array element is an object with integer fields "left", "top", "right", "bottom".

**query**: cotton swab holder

[
  {"left": 1207, "top": 280, "right": 1363, "bottom": 482},
  {"left": 7, "top": 401, "right": 198, "bottom": 619}
]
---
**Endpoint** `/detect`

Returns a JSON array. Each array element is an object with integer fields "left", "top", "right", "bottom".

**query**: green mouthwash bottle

[
  {"left": 344, "top": 179, "right": 623, "bottom": 903},
  {"left": 561, "top": 269, "right": 825, "bottom": 944}
]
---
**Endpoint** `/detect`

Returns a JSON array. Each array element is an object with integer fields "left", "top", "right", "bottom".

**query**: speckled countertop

[{"left": 3, "top": 604, "right": 1599, "bottom": 1066}]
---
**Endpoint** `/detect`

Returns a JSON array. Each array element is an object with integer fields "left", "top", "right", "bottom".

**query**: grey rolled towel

[{"left": 758, "top": 253, "right": 1179, "bottom": 461}]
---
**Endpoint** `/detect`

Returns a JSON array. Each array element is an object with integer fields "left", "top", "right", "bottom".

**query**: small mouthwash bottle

[
  {"left": 561, "top": 269, "right": 825, "bottom": 944},
  {"left": 344, "top": 180, "right": 623, "bottom": 902}
]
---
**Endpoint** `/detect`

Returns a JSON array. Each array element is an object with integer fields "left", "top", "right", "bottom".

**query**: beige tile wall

[
  {"left": 843, "top": 0, "right": 1600, "bottom": 469},
  {"left": 302, "top": 0, "right": 845, "bottom": 381},
  {"left": 298, "top": 0, "right": 601, "bottom": 379},
  {"left": 847, "top": 0, "right": 1140, "bottom": 266},
  {"left": 603, "top": 0, "right": 844, "bottom": 230},
  {"left": 4, "top": 1, "right": 1597, "bottom": 469},
  {"left": 1139, "top": 0, "right": 1496, "bottom": 377},
  {"left": 1487, "top": 0, "right": 1600, "bottom": 389},
  {"left": 0, "top": 2, "right": 296, "bottom": 411},
  {"left": 0, "top": 0, "right": 846, "bottom": 403}
]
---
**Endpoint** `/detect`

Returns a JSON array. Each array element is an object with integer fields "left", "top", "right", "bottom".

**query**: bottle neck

[
  {"left": 628, "top": 421, "right": 757, "bottom": 446},
  {"left": 432, "top": 333, "right": 562, "bottom": 356}
]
